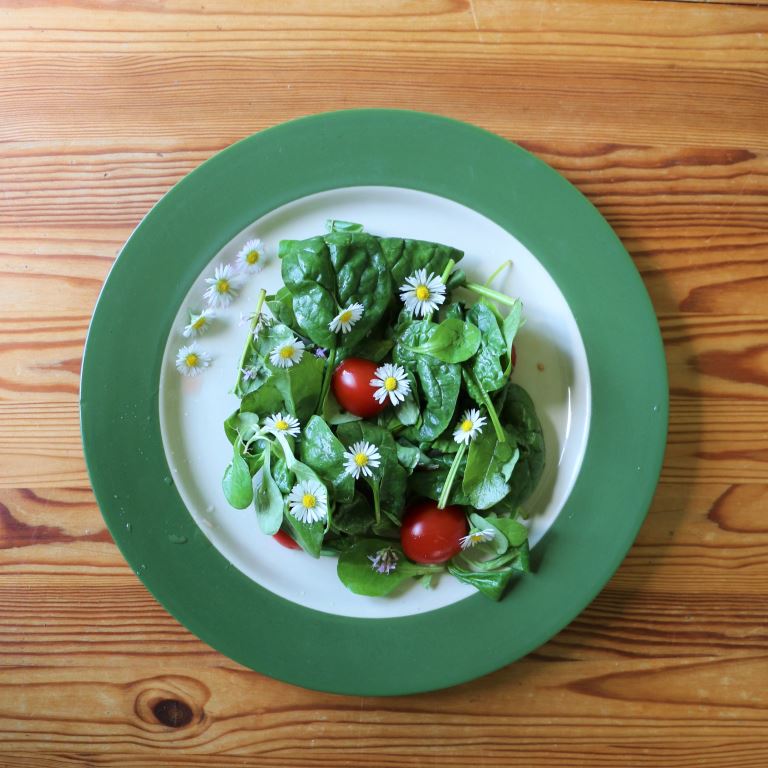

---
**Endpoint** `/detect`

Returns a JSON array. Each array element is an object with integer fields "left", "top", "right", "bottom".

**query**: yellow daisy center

[
  {"left": 461, "top": 419, "right": 474, "bottom": 432},
  {"left": 384, "top": 376, "right": 398, "bottom": 391},
  {"left": 185, "top": 353, "right": 199, "bottom": 367},
  {"left": 339, "top": 310, "right": 353, "bottom": 324},
  {"left": 279, "top": 346, "right": 294, "bottom": 359},
  {"left": 302, "top": 493, "right": 316, "bottom": 509},
  {"left": 216, "top": 278, "right": 230, "bottom": 294},
  {"left": 470, "top": 532, "right": 485, "bottom": 542},
  {"left": 192, "top": 316, "right": 206, "bottom": 329},
  {"left": 275, "top": 420, "right": 289, "bottom": 431},
  {"left": 415, "top": 285, "right": 430, "bottom": 301},
  {"left": 246, "top": 250, "right": 260, "bottom": 265},
  {"left": 354, "top": 452, "right": 369, "bottom": 467}
]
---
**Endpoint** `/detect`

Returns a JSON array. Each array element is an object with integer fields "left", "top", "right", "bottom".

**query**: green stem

[
  {"left": 467, "top": 369, "right": 506, "bottom": 443},
  {"left": 316, "top": 346, "right": 338, "bottom": 415},
  {"left": 438, "top": 442, "right": 466, "bottom": 509},
  {"left": 274, "top": 432, "right": 296, "bottom": 470},
  {"left": 234, "top": 288, "right": 267, "bottom": 391},
  {"left": 465, "top": 282, "right": 519, "bottom": 308},
  {"left": 372, "top": 480, "right": 381, "bottom": 525},
  {"left": 484, "top": 260, "right": 512, "bottom": 287},
  {"left": 440, "top": 258, "right": 456, "bottom": 285}
]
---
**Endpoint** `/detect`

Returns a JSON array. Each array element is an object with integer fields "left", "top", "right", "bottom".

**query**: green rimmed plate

[{"left": 80, "top": 109, "right": 668, "bottom": 695}]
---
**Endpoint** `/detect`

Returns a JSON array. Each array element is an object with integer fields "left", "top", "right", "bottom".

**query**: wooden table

[{"left": 1, "top": 1, "right": 766, "bottom": 765}]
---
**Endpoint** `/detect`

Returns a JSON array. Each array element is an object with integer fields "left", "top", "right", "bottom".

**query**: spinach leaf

[
  {"left": 221, "top": 442, "right": 253, "bottom": 509},
  {"left": 462, "top": 427, "right": 520, "bottom": 509},
  {"left": 395, "top": 321, "right": 461, "bottom": 442},
  {"left": 332, "top": 493, "right": 374, "bottom": 536},
  {"left": 394, "top": 370, "right": 420, "bottom": 427},
  {"left": 326, "top": 232, "right": 392, "bottom": 352},
  {"left": 300, "top": 415, "right": 354, "bottom": 504},
  {"left": 272, "top": 353, "right": 324, "bottom": 422},
  {"left": 407, "top": 466, "right": 472, "bottom": 506},
  {"left": 271, "top": 454, "right": 294, "bottom": 494},
  {"left": 500, "top": 383, "right": 546, "bottom": 506},
  {"left": 466, "top": 301, "right": 507, "bottom": 393},
  {"left": 279, "top": 237, "right": 337, "bottom": 347},
  {"left": 486, "top": 514, "right": 528, "bottom": 547},
  {"left": 443, "top": 302, "right": 464, "bottom": 321},
  {"left": 284, "top": 512, "right": 326, "bottom": 559},
  {"left": 378, "top": 237, "right": 464, "bottom": 290},
  {"left": 252, "top": 448, "right": 283, "bottom": 535},
  {"left": 395, "top": 440, "right": 422, "bottom": 473},
  {"left": 446, "top": 562, "right": 517, "bottom": 601},
  {"left": 337, "top": 539, "right": 440, "bottom": 597},
  {"left": 405, "top": 318, "right": 481, "bottom": 364},
  {"left": 336, "top": 421, "right": 407, "bottom": 523},
  {"left": 501, "top": 299, "right": 523, "bottom": 376},
  {"left": 240, "top": 378, "right": 284, "bottom": 416},
  {"left": 266, "top": 286, "right": 297, "bottom": 328},
  {"left": 327, "top": 219, "right": 364, "bottom": 233}
]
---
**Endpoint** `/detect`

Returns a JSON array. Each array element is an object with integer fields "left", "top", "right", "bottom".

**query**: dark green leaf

[
  {"left": 447, "top": 562, "right": 516, "bottom": 601},
  {"left": 378, "top": 237, "right": 463, "bottom": 290},
  {"left": 300, "top": 415, "right": 354, "bottom": 504},
  {"left": 462, "top": 428, "right": 520, "bottom": 509},
  {"left": 327, "top": 219, "right": 364, "bottom": 233},
  {"left": 239, "top": 378, "right": 285, "bottom": 416},
  {"left": 406, "top": 318, "right": 481, "bottom": 363},
  {"left": 272, "top": 353, "right": 325, "bottom": 422},
  {"left": 332, "top": 493, "right": 374, "bottom": 536},
  {"left": 467, "top": 301, "right": 507, "bottom": 393}
]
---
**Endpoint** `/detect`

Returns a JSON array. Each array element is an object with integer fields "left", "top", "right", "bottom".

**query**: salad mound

[{"left": 221, "top": 221, "right": 544, "bottom": 601}]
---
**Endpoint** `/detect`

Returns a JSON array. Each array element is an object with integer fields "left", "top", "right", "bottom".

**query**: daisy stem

[
  {"left": 484, "top": 259, "right": 513, "bottom": 287},
  {"left": 467, "top": 369, "right": 506, "bottom": 443},
  {"left": 372, "top": 480, "right": 381, "bottom": 525},
  {"left": 316, "top": 346, "right": 338, "bottom": 415},
  {"left": 234, "top": 288, "right": 267, "bottom": 391},
  {"left": 438, "top": 442, "right": 466, "bottom": 509},
  {"left": 465, "top": 282, "right": 519, "bottom": 308}
]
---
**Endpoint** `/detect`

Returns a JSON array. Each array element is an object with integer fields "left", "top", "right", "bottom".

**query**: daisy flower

[
  {"left": 399, "top": 268, "right": 446, "bottom": 317},
  {"left": 370, "top": 363, "right": 411, "bottom": 406},
  {"left": 203, "top": 264, "right": 239, "bottom": 308},
  {"left": 368, "top": 546, "right": 399, "bottom": 575},
  {"left": 263, "top": 412, "right": 300, "bottom": 438},
  {"left": 236, "top": 238, "right": 266, "bottom": 274},
  {"left": 453, "top": 408, "right": 487, "bottom": 445},
  {"left": 460, "top": 528, "right": 496, "bottom": 550},
  {"left": 183, "top": 309, "right": 214, "bottom": 338},
  {"left": 343, "top": 440, "right": 381, "bottom": 480},
  {"left": 287, "top": 480, "right": 328, "bottom": 525},
  {"left": 175, "top": 343, "right": 211, "bottom": 377},
  {"left": 328, "top": 303, "right": 364, "bottom": 334},
  {"left": 269, "top": 337, "right": 305, "bottom": 368}
]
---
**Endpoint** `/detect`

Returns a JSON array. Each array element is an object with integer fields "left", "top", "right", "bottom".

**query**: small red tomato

[
  {"left": 273, "top": 529, "right": 300, "bottom": 550},
  {"left": 331, "top": 357, "right": 388, "bottom": 418},
  {"left": 400, "top": 501, "right": 468, "bottom": 564}
]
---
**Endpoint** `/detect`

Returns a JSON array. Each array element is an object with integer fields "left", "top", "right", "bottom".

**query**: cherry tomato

[
  {"left": 331, "top": 357, "right": 387, "bottom": 418},
  {"left": 400, "top": 500, "right": 468, "bottom": 564},
  {"left": 273, "top": 529, "right": 300, "bottom": 550}
]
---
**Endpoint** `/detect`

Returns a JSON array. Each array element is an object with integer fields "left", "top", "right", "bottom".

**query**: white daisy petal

[
  {"left": 203, "top": 263, "right": 240, "bottom": 308},
  {"left": 263, "top": 412, "right": 301, "bottom": 437},
  {"left": 459, "top": 528, "right": 496, "bottom": 550},
  {"left": 452, "top": 408, "right": 487, "bottom": 444},
  {"left": 342, "top": 440, "right": 382, "bottom": 480},
  {"left": 269, "top": 337, "right": 305, "bottom": 368},
  {"left": 175, "top": 343, "right": 211, "bottom": 377},
  {"left": 235, "top": 238, "right": 266, "bottom": 275},
  {"left": 288, "top": 480, "right": 328, "bottom": 524},
  {"left": 183, "top": 308, "right": 215, "bottom": 338},
  {"left": 399, "top": 268, "right": 446, "bottom": 317},
  {"left": 370, "top": 363, "right": 411, "bottom": 406},
  {"left": 328, "top": 302, "right": 364, "bottom": 334}
]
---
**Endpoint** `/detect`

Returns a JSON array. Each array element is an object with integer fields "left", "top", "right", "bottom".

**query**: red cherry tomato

[
  {"left": 400, "top": 501, "right": 468, "bottom": 564},
  {"left": 273, "top": 529, "right": 300, "bottom": 550},
  {"left": 331, "top": 357, "right": 388, "bottom": 418}
]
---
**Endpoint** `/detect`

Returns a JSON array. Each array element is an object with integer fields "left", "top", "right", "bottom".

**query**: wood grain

[{"left": 1, "top": 0, "right": 767, "bottom": 766}]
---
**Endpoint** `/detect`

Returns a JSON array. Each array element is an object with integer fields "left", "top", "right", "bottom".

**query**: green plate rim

[{"left": 80, "top": 109, "right": 668, "bottom": 696}]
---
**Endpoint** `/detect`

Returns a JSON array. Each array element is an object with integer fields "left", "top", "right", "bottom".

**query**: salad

[{"left": 221, "top": 221, "right": 544, "bottom": 601}]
